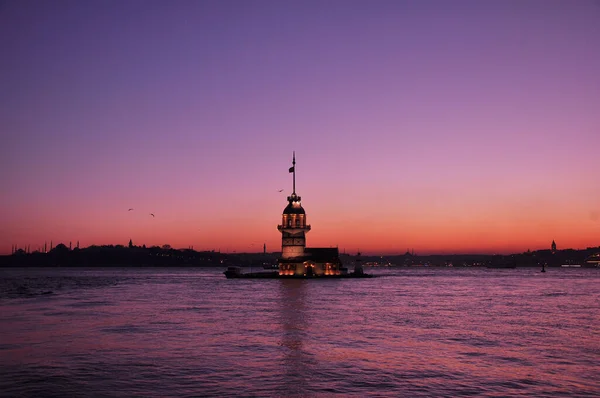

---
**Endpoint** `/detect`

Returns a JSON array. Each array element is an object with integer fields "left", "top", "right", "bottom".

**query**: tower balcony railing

[{"left": 278, "top": 224, "right": 311, "bottom": 232}]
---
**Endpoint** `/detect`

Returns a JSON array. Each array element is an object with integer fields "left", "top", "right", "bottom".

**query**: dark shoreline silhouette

[
  {"left": 2, "top": 243, "right": 599, "bottom": 268},
  {"left": 2, "top": 244, "right": 276, "bottom": 268}
]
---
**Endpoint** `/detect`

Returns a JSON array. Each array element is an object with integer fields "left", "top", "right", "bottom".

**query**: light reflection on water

[{"left": 0, "top": 267, "right": 599, "bottom": 397}]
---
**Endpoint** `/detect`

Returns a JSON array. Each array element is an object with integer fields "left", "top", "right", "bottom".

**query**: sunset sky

[{"left": 1, "top": 0, "right": 599, "bottom": 255}]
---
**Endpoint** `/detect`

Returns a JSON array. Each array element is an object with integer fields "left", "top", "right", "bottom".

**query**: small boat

[
  {"left": 224, "top": 266, "right": 243, "bottom": 278},
  {"left": 584, "top": 253, "right": 600, "bottom": 267}
]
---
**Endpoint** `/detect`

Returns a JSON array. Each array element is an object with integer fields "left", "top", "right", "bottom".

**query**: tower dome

[{"left": 283, "top": 193, "right": 305, "bottom": 214}]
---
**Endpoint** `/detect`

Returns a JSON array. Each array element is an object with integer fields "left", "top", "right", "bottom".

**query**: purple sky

[{"left": 2, "top": 0, "right": 599, "bottom": 255}]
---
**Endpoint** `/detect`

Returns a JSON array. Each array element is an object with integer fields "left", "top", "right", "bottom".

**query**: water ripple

[{"left": 0, "top": 267, "right": 599, "bottom": 397}]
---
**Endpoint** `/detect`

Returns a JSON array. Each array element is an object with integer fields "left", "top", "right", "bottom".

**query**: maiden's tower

[
  {"left": 224, "top": 153, "right": 369, "bottom": 278},
  {"left": 277, "top": 153, "right": 343, "bottom": 277}
]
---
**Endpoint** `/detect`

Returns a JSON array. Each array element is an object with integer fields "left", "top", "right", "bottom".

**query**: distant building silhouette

[{"left": 551, "top": 240, "right": 557, "bottom": 253}]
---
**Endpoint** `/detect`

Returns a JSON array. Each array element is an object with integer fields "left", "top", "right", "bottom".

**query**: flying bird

[
  {"left": 128, "top": 208, "right": 134, "bottom": 211},
  {"left": 278, "top": 189, "right": 284, "bottom": 192},
  {"left": 150, "top": 213, "right": 155, "bottom": 217}
]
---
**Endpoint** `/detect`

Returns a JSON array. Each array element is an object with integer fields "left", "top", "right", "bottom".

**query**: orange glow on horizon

[
  {"left": 2, "top": 154, "right": 599, "bottom": 256},
  {"left": 3, "top": 210, "right": 598, "bottom": 256}
]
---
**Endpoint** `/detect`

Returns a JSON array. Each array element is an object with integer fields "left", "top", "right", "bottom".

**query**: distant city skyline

[
  {"left": 2, "top": 1, "right": 599, "bottom": 255},
  {"left": 7, "top": 237, "right": 598, "bottom": 257}
]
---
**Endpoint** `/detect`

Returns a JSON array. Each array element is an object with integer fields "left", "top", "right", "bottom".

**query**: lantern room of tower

[{"left": 278, "top": 193, "right": 311, "bottom": 231}]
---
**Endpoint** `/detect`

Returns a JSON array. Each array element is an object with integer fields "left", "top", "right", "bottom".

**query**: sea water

[{"left": 1, "top": 267, "right": 599, "bottom": 397}]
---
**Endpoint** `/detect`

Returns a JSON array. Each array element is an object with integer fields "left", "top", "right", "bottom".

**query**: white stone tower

[{"left": 277, "top": 152, "right": 311, "bottom": 259}]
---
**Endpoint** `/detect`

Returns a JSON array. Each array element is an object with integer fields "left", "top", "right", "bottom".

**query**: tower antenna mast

[{"left": 292, "top": 152, "right": 296, "bottom": 194}]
